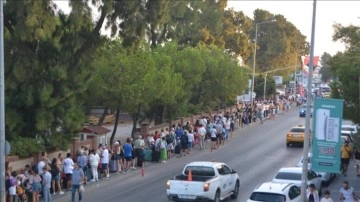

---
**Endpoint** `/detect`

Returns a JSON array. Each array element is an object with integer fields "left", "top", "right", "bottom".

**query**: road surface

[{"left": 54, "top": 107, "right": 306, "bottom": 202}]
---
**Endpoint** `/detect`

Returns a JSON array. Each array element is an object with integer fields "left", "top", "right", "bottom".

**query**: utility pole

[
  {"left": 301, "top": 0, "right": 317, "bottom": 200},
  {"left": 251, "top": 20, "right": 276, "bottom": 108},
  {"left": 0, "top": 1, "right": 6, "bottom": 201}
]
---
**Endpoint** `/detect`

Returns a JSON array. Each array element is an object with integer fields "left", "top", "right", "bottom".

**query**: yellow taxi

[{"left": 286, "top": 125, "right": 305, "bottom": 147}]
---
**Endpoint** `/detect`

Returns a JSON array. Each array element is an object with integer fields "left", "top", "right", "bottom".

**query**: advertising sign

[
  {"left": 312, "top": 98, "right": 344, "bottom": 173},
  {"left": 273, "top": 76, "right": 283, "bottom": 85},
  {"left": 236, "top": 92, "right": 256, "bottom": 103}
]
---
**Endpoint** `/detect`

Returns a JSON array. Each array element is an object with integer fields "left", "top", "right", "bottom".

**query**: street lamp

[{"left": 250, "top": 19, "right": 276, "bottom": 108}]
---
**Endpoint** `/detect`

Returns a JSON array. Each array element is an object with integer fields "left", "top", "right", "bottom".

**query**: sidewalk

[{"left": 326, "top": 160, "right": 360, "bottom": 200}]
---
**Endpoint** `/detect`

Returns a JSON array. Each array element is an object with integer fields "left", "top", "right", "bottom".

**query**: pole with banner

[
  {"left": 312, "top": 98, "right": 344, "bottom": 173},
  {"left": 0, "top": 0, "right": 6, "bottom": 201}
]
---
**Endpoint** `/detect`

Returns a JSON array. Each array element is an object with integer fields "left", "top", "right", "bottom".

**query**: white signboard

[
  {"left": 236, "top": 92, "right": 256, "bottom": 103},
  {"left": 273, "top": 76, "right": 283, "bottom": 85}
]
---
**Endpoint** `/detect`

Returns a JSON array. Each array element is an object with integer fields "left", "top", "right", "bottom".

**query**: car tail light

[
  {"left": 203, "top": 183, "right": 210, "bottom": 192},
  {"left": 287, "top": 134, "right": 291, "bottom": 137},
  {"left": 301, "top": 134, "right": 305, "bottom": 138},
  {"left": 166, "top": 180, "right": 170, "bottom": 189}
]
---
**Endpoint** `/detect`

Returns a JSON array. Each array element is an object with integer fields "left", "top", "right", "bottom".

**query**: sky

[
  {"left": 227, "top": 1, "right": 360, "bottom": 56},
  {"left": 55, "top": 1, "right": 360, "bottom": 56}
]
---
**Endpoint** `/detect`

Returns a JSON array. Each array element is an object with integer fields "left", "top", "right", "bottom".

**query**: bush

[{"left": 10, "top": 137, "right": 45, "bottom": 158}]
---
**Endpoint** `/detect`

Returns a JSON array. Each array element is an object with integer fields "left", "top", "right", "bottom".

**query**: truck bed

[{"left": 174, "top": 174, "right": 214, "bottom": 182}]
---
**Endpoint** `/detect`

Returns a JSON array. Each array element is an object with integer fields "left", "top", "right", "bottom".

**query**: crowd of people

[{"left": 4, "top": 97, "right": 322, "bottom": 202}]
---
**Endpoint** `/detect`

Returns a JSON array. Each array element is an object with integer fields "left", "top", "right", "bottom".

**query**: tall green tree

[
  {"left": 248, "top": 9, "right": 308, "bottom": 76},
  {"left": 4, "top": 0, "right": 109, "bottom": 149},
  {"left": 319, "top": 52, "right": 334, "bottom": 83},
  {"left": 329, "top": 23, "right": 360, "bottom": 123}
]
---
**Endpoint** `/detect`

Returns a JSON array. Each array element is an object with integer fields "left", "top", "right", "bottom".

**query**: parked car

[
  {"left": 272, "top": 167, "right": 322, "bottom": 194},
  {"left": 342, "top": 124, "right": 358, "bottom": 135},
  {"left": 166, "top": 161, "right": 240, "bottom": 202},
  {"left": 247, "top": 182, "right": 301, "bottom": 202},
  {"left": 341, "top": 130, "right": 354, "bottom": 143},
  {"left": 296, "top": 153, "right": 336, "bottom": 186}
]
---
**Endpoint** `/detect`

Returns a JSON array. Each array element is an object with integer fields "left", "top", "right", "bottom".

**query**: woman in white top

[
  {"left": 306, "top": 183, "right": 320, "bottom": 202},
  {"left": 187, "top": 130, "right": 194, "bottom": 153},
  {"left": 89, "top": 149, "right": 100, "bottom": 182},
  {"left": 320, "top": 190, "right": 334, "bottom": 202}
]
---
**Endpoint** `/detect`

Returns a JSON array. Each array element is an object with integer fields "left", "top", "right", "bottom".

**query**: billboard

[
  {"left": 311, "top": 98, "right": 344, "bottom": 173},
  {"left": 273, "top": 76, "right": 283, "bottom": 85}
]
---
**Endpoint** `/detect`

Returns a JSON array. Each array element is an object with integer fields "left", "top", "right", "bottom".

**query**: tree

[
  {"left": 90, "top": 40, "right": 184, "bottom": 140},
  {"left": 319, "top": 52, "right": 335, "bottom": 83},
  {"left": 4, "top": 0, "right": 109, "bottom": 149},
  {"left": 248, "top": 9, "right": 309, "bottom": 76},
  {"left": 329, "top": 23, "right": 360, "bottom": 123}
]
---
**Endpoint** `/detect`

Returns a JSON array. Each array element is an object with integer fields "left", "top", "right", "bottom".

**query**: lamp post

[
  {"left": 0, "top": 1, "right": 6, "bottom": 201},
  {"left": 250, "top": 19, "right": 276, "bottom": 109},
  {"left": 263, "top": 66, "right": 296, "bottom": 100},
  {"left": 263, "top": 73, "right": 268, "bottom": 100}
]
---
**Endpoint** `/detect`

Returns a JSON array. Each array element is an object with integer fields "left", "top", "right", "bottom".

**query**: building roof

[{"left": 81, "top": 126, "right": 111, "bottom": 135}]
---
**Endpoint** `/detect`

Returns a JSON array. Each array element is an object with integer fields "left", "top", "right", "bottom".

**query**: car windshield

[
  {"left": 290, "top": 128, "right": 305, "bottom": 133},
  {"left": 275, "top": 172, "right": 301, "bottom": 181},
  {"left": 250, "top": 192, "right": 286, "bottom": 202},
  {"left": 184, "top": 166, "right": 215, "bottom": 176}
]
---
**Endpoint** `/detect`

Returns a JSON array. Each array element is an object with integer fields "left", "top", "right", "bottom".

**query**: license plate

[
  {"left": 179, "top": 195, "right": 196, "bottom": 199},
  {"left": 292, "top": 134, "right": 300, "bottom": 138}
]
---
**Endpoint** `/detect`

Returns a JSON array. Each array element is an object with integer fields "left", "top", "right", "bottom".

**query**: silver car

[{"left": 296, "top": 153, "right": 336, "bottom": 186}]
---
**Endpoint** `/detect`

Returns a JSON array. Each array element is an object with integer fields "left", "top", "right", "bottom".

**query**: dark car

[{"left": 299, "top": 105, "right": 313, "bottom": 117}]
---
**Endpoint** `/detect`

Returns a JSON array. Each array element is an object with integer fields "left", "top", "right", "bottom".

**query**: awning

[{"left": 81, "top": 126, "right": 111, "bottom": 135}]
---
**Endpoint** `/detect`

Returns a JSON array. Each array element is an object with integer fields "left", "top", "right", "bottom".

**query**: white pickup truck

[{"left": 166, "top": 161, "right": 240, "bottom": 202}]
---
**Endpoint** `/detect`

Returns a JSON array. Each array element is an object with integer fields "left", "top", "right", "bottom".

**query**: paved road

[{"left": 54, "top": 107, "right": 306, "bottom": 202}]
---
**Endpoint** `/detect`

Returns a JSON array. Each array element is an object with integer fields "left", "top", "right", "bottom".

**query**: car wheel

[
  {"left": 211, "top": 190, "right": 220, "bottom": 202},
  {"left": 286, "top": 143, "right": 290, "bottom": 147},
  {"left": 231, "top": 181, "right": 239, "bottom": 199}
]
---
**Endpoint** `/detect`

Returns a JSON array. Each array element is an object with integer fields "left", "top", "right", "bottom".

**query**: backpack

[
  {"left": 355, "top": 150, "right": 360, "bottom": 160},
  {"left": 50, "top": 164, "right": 60, "bottom": 177},
  {"left": 165, "top": 135, "right": 173, "bottom": 144},
  {"left": 181, "top": 134, "right": 188, "bottom": 144},
  {"left": 32, "top": 164, "right": 39, "bottom": 174},
  {"left": 10, "top": 177, "right": 17, "bottom": 186}
]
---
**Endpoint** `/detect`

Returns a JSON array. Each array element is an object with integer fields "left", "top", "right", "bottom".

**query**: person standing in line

[
  {"left": 306, "top": 183, "right": 320, "bottom": 202},
  {"left": 187, "top": 130, "right": 194, "bottom": 154},
  {"left": 215, "top": 121, "right": 223, "bottom": 147},
  {"left": 210, "top": 126, "right": 217, "bottom": 151},
  {"left": 71, "top": 164, "right": 85, "bottom": 202},
  {"left": 29, "top": 169, "right": 42, "bottom": 202},
  {"left": 113, "top": 141, "right": 124, "bottom": 173},
  {"left": 159, "top": 134, "right": 168, "bottom": 163},
  {"left": 130, "top": 138, "right": 137, "bottom": 170},
  {"left": 77, "top": 150, "right": 88, "bottom": 182},
  {"left": 353, "top": 147, "right": 360, "bottom": 177},
  {"left": 63, "top": 153, "right": 74, "bottom": 191},
  {"left": 340, "top": 181, "right": 358, "bottom": 202},
  {"left": 100, "top": 145, "right": 109, "bottom": 178},
  {"left": 320, "top": 190, "right": 334, "bottom": 202},
  {"left": 340, "top": 140, "right": 353, "bottom": 177},
  {"left": 258, "top": 107, "right": 264, "bottom": 124},
  {"left": 89, "top": 149, "right": 100, "bottom": 182},
  {"left": 123, "top": 138, "right": 133, "bottom": 171},
  {"left": 51, "top": 158, "right": 64, "bottom": 195},
  {"left": 224, "top": 118, "right": 231, "bottom": 142},
  {"left": 197, "top": 124, "right": 207, "bottom": 150},
  {"left": 42, "top": 165, "right": 52, "bottom": 202},
  {"left": 180, "top": 131, "right": 189, "bottom": 157}
]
